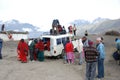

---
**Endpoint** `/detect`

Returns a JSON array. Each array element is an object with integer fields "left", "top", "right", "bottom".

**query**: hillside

[{"left": 76, "top": 18, "right": 120, "bottom": 36}]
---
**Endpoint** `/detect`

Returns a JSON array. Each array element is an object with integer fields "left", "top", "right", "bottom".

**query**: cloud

[{"left": 0, "top": 0, "right": 120, "bottom": 31}]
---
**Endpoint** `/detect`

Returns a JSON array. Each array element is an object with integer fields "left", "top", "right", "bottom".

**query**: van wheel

[
  {"left": 60, "top": 49, "right": 65, "bottom": 59},
  {"left": 56, "top": 55, "right": 61, "bottom": 59}
]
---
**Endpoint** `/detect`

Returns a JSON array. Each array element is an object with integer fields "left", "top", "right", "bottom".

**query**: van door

[
  {"left": 50, "top": 38, "right": 54, "bottom": 56},
  {"left": 52, "top": 38, "right": 63, "bottom": 56},
  {"left": 42, "top": 37, "right": 52, "bottom": 56}
]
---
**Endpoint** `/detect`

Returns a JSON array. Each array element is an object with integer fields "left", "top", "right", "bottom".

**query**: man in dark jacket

[
  {"left": 84, "top": 41, "right": 99, "bottom": 80},
  {"left": 0, "top": 38, "right": 3, "bottom": 59}
]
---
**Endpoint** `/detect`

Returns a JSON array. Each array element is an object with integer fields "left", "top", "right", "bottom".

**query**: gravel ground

[{"left": 0, "top": 35, "right": 120, "bottom": 80}]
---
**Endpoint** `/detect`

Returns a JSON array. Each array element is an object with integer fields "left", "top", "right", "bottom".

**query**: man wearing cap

[
  {"left": 82, "top": 36, "right": 90, "bottom": 47},
  {"left": 84, "top": 41, "right": 99, "bottom": 80},
  {"left": 96, "top": 37, "right": 106, "bottom": 80}
]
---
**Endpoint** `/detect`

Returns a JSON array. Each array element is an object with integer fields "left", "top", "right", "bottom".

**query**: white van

[{"left": 40, "top": 33, "right": 78, "bottom": 57}]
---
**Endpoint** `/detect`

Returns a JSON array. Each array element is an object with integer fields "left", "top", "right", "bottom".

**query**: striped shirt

[{"left": 84, "top": 46, "right": 99, "bottom": 63}]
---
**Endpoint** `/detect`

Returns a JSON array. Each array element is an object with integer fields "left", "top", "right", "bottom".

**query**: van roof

[{"left": 41, "top": 33, "right": 73, "bottom": 39}]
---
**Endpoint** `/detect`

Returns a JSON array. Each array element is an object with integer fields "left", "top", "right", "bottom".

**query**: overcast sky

[{"left": 0, "top": 0, "right": 120, "bottom": 31}]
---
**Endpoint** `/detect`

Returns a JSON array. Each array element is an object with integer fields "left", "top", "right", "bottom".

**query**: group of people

[
  {"left": 79, "top": 36, "right": 105, "bottom": 80},
  {"left": 63, "top": 36, "right": 105, "bottom": 80},
  {"left": 17, "top": 38, "right": 47, "bottom": 63},
  {"left": 84, "top": 37, "right": 105, "bottom": 80},
  {"left": 1, "top": 33, "right": 120, "bottom": 80},
  {"left": 50, "top": 19, "right": 67, "bottom": 35},
  {"left": 16, "top": 35, "right": 105, "bottom": 80}
]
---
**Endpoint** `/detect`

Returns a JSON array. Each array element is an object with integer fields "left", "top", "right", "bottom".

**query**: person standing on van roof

[
  {"left": 0, "top": 38, "right": 3, "bottom": 59},
  {"left": 37, "top": 39, "right": 45, "bottom": 61},
  {"left": 73, "top": 24, "right": 77, "bottom": 36},
  {"left": 65, "top": 38, "right": 75, "bottom": 64},
  {"left": 1, "top": 24, "right": 5, "bottom": 31},
  {"left": 62, "top": 26, "right": 66, "bottom": 34}
]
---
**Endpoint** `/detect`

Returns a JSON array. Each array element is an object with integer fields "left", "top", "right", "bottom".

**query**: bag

[{"left": 113, "top": 51, "right": 120, "bottom": 60}]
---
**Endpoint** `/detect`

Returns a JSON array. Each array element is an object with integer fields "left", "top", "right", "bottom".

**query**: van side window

[
  {"left": 62, "top": 38, "right": 65, "bottom": 44},
  {"left": 57, "top": 38, "right": 61, "bottom": 45}
]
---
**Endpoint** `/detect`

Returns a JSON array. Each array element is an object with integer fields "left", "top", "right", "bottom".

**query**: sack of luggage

[{"left": 113, "top": 50, "right": 120, "bottom": 60}]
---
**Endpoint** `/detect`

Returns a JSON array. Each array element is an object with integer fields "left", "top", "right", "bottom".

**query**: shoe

[
  {"left": 21, "top": 61, "right": 27, "bottom": 63},
  {"left": 31, "top": 60, "right": 35, "bottom": 62},
  {"left": 78, "top": 63, "right": 82, "bottom": 65}
]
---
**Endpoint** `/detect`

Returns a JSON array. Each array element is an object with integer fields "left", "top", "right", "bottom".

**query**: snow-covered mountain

[
  {"left": 71, "top": 17, "right": 109, "bottom": 26},
  {"left": 70, "top": 19, "right": 90, "bottom": 26},
  {"left": 1, "top": 18, "right": 120, "bottom": 38},
  {"left": 0, "top": 19, "right": 43, "bottom": 38}
]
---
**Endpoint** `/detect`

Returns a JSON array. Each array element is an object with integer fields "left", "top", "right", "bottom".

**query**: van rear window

[{"left": 43, "top": 38, "right": 50, "bottom": 43}]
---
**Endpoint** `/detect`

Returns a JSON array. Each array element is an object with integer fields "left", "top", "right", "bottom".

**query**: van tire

[{"left": 60, "top": 49, "right": 65, "bottom": 59}]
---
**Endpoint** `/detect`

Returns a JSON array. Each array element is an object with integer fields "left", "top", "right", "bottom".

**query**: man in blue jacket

[
  {"left": 115, "top": 38, "right": 120, "bottom": 51},
  {"left": 96, "top": 37, "right": 106, "bottom": 80},
  {"left": 0, "top": 38, "right": 3, "bottom": 59}
]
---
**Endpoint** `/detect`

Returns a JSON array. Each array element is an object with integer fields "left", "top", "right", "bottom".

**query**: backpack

[{"left": 113, "top": 51, "right": 120, "bottom": 60}]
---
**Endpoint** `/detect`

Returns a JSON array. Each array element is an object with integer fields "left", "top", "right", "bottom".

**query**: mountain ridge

[
  {"left": 76, "top": 18, "right": 120, "bottom": 36},
  {"left": 0, "top": 19, "right": 43, "bottom": 38},
  {"left": 0, "top": 18, "right": 120, "bottom": 37}
]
